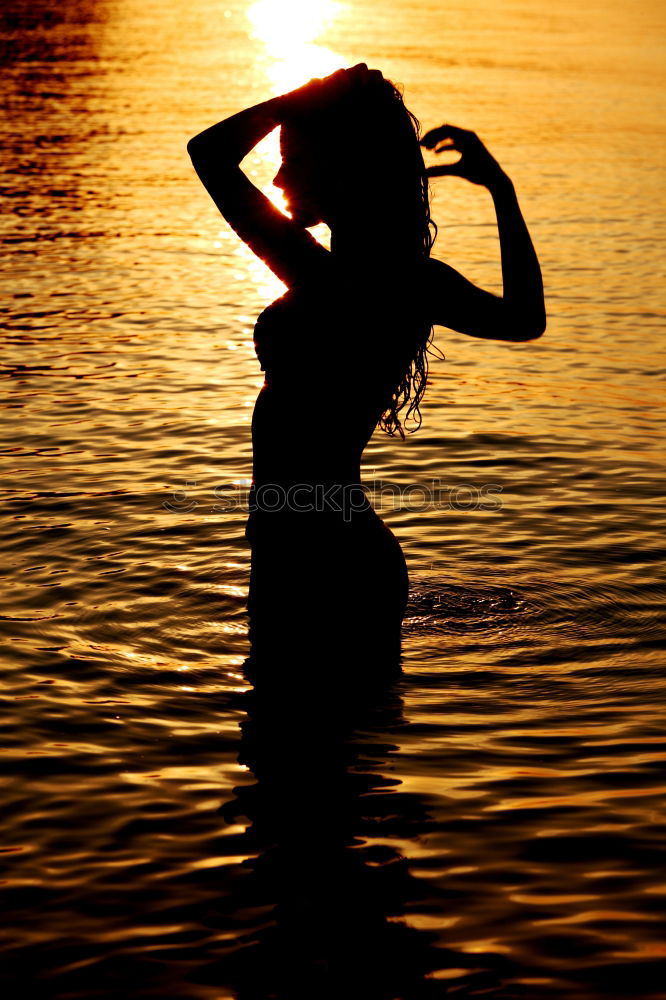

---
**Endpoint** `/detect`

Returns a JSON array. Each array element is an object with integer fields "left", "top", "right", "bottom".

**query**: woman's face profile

[{"left": 274, "top": 125, "right": 328, "bottom": 227}]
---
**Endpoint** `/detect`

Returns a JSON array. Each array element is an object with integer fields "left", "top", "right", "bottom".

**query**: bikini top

[
  {"left": 252, "top": 279, "right": 418, "bottom": 393},
  {"left": 253, "top": 288, "right": 313, "bottom": 379}
]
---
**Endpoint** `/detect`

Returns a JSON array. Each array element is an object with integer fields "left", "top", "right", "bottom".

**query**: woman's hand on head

[
  {"left": 344, "top": 63, "right": 385, "bottom": 87},
  {"left": 284, "top": 64, "right": 385, "bottom": 117},
  {"left": 420, "top": 124, "right": 506, "bottom": 188}
]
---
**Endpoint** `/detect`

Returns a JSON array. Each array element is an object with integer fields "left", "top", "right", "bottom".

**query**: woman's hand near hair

[
  {"left": 421, "top": 124, "right": 505, "bottom": 188},
  {"left": 283, "top": 63, "right": 384, "bottom": 118},
  {"left": 422, "top": 123, "right": 546, "bottom": 340}
]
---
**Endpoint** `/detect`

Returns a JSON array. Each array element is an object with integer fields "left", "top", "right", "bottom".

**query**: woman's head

[
  {"left": 276, "top": 69, "right": 439, "bottom": 438},
  {"left": 276, "top": 72, "right": 435, "bottom": 260}
]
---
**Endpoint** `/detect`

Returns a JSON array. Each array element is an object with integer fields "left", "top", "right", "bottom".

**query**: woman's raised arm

[
  {"left": 421, "top": 124, "right": 546, "bottom": 342},
  {"left": 187, "top": 88, "right": 328, "bottom": 287},
  {"left": 187, "top": 66, "right": 372, "bottom": 288},
  {"left": 188, "top": 95, "right": 286, "bottom": 170}
]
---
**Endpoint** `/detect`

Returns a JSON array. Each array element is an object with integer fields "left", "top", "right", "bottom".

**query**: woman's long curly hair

[
  {"left": 375, "top": 90, "right": 440, "bottom": 438},
  {"left": 288, "top": 74, "right": 440, "bottom": 438}
]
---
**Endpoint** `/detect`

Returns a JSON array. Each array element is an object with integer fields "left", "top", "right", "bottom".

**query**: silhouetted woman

[{"left": 188, "top": 64, "right": 545, "bottom": 684}]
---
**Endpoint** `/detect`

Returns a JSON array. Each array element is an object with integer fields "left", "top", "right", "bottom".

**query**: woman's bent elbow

[
  {"left": 511, "top": 312, "right": 546, "bottom": 341},
  {"left": 530, "top": 313, "right": 547, "bottom": 339}
]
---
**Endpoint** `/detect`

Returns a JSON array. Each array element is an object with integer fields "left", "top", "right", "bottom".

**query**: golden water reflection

[
  {"left": 248, "top": 0, "right": 343, "bottom": 90},
  {"left": 3, "top": 0, "right": 666, "bottom": 995}
]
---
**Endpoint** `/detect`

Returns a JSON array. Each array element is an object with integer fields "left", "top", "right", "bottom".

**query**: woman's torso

[
  {"left": 246, "top": 269, "right": 424, "bottom": 542},
  {"left": 252, "top": 275, "right": 418, "bottom": 465}
]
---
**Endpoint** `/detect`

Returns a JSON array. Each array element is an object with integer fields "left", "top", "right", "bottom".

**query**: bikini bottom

[{"left": 244, "top": 508, "right": 409, "bottom": 687}]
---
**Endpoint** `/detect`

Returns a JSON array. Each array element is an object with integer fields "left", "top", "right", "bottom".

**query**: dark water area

[{"left": 2, "top": 0, "right": 666, "bottom": 996}]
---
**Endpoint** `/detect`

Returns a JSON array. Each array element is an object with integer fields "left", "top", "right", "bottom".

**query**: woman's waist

[
  {"left": 251, "top": 445, "right": 363, "bottom": 491},
  {"left": 252, "top": 385, "right": 378, "bottom": 450},
  {"left": 248, "top": 480, "right": 369, "bottom": 517},
  {"left": 245, "top": 480, "right": 395, "bottom": 539}
]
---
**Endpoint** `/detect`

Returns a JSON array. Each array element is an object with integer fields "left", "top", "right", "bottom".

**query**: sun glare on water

[{"left": 247, "top": 0, "right": 343, "bottom": 91}]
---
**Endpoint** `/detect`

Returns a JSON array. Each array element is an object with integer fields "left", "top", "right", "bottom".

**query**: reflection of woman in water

[{"left": 188, "top": 64, "right": 545, "bottom": 680}]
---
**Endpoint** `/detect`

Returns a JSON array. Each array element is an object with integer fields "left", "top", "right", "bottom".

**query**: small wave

[{"left": 405, "top": 580, "right": 528, "bottom": 635}]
